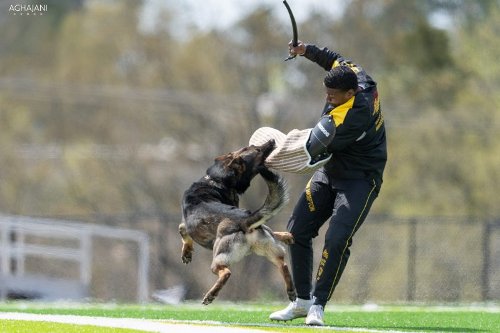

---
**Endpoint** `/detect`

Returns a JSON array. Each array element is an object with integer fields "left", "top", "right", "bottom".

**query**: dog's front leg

[
  {"left": 179, "top": 223, "right": 194, "bottom": 264},
  {"left": 202, "top": 265, "right": 231, "bottom": 305}
]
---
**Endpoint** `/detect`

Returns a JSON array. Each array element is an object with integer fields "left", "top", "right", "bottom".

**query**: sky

[
  {"left": 140, "top": 0, "right": 345, "bottom": 36},
  {"left": 171, "top": 0, "right": 344, "bottom": 28}
]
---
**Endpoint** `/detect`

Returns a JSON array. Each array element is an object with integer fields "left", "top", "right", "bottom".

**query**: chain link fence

[{"left": 330, "top": 216, "right": 499, "bottom": 303}]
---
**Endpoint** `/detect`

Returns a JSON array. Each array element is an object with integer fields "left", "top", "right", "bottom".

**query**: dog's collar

[
  {"left": 203, "top": 175, "right": 239, "bottom": 204},
  {"left": 203, "top": 175, "right": 224, "bottom": 189}
]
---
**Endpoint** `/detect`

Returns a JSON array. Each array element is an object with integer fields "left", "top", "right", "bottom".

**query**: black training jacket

[{"left": 304, "top": 44, "right": 387, "bottom": 182}]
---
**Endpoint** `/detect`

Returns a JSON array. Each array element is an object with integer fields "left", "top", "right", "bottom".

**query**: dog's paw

[
  {"left": 181, "top": 243, "right": 194, "bottom": 264},
  {"left": 181, "top": 251, "right": 192, "bottom": 264},
  {"left": 273, "top": 231, "right": 295, "bottom": 245},
  {"left": 202, "top": 294, "right": 215, "bottom": 305}
]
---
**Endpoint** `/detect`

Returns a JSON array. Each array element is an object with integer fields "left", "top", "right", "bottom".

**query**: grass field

[
  {"left": 0, "top": 320, "right": 145, "bottom": 333},
  {"left": 0, "top": 301, "right": 498, "bottom": 333}
]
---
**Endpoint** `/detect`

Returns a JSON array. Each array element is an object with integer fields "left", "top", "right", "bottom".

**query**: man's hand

[{"left": 288, "top": 40, "right": 306, "bottom": 56}]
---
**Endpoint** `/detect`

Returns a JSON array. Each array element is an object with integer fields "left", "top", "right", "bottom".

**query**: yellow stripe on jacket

[{"left": 329, "top": 96, "right": 355, "bottom": 127}]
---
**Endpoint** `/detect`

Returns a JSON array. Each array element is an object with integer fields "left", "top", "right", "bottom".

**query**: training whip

[{"left": 283, "top": 0, "right": 298, "bottom": 61}]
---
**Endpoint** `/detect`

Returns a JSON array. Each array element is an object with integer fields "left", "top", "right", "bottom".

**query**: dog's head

[{"left": 207, "top": 139, "right": 275, "bottom": 194}]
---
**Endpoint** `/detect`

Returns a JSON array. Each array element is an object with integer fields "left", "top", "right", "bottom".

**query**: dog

[{"left": 179, "top": 139, "right": 296, "bottom": 305}]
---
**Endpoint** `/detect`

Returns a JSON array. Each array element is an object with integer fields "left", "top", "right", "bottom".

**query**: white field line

[{"left": 0, "top": 312, "right": 268, "bottom": 333}]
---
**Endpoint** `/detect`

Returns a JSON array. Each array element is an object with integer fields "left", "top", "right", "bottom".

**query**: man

[{"left": 269, "top": 41, "right": 387, "bottom": 326}]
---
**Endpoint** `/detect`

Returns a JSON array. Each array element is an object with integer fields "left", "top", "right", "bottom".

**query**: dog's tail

[{"left": 245, "top": 168, "right": 289, "bottom": 231}]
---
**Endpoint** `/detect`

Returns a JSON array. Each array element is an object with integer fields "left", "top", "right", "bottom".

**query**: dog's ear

[
  {"left": 214, "top": 153, "right": 232, "bottom": 163},
  {"left": 226, "top": 156, "right": 246, "bottom": 175},
  {"left": 208, "top": 154, "right": 238, "bottom": 182},
  {"left": 215, "top": 154, "right": 245, "bottom": 175}
]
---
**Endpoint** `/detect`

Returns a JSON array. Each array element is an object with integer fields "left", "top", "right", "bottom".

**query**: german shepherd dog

[{"left": 179, "top": 140, "right": 296, "bottom": 305}]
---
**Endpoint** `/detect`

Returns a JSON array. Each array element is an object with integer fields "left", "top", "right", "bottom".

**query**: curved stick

[{"left": 283, "top": 0, "right": 298, "bottom": 61}]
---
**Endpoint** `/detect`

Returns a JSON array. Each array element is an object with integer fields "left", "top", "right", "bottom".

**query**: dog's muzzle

[{"left": 259, "top": 139, "right": 276, "bottom": 159}]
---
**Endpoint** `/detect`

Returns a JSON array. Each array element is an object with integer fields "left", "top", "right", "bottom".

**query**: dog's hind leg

[
  {"left": 179, "top": 222, "right": 194, "bottom": 264},
  {"left": 202, "top": 265, "right": 231, "bottom": 305},
  {"left": 271, "top": 255, "right": 297, "bottom": 302},
  {"left": 203, "top": 229, "right": 248, "bottom": 305},
  {"left": 257, "top": 227, "right": 296, "bottom": 301}
]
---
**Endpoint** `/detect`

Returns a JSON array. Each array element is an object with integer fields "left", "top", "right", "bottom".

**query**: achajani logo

[{"left": 9, "top": 4, "right": 48, "bottom": 15}]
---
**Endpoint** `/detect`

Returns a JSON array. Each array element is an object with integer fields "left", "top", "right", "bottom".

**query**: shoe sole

[{"left": 270, "top": 315, "right": 308, "bottom": 321}]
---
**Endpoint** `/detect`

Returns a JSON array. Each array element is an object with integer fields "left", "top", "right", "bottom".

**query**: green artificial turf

[
  {"left": 0, "top": 302, "right": 498, "bottom": 333},
  {"left": 0, "top": 320, "right": 145, "bottom": 333}
]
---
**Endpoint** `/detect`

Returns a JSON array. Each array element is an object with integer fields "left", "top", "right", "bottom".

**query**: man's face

[{"left": 325, "top": 87, "right": 355, "bottom": 107}]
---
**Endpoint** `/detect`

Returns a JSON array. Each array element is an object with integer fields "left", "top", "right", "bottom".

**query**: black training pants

[{"left": 286, "top": 169, "right": 381, "bottom": 306}]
